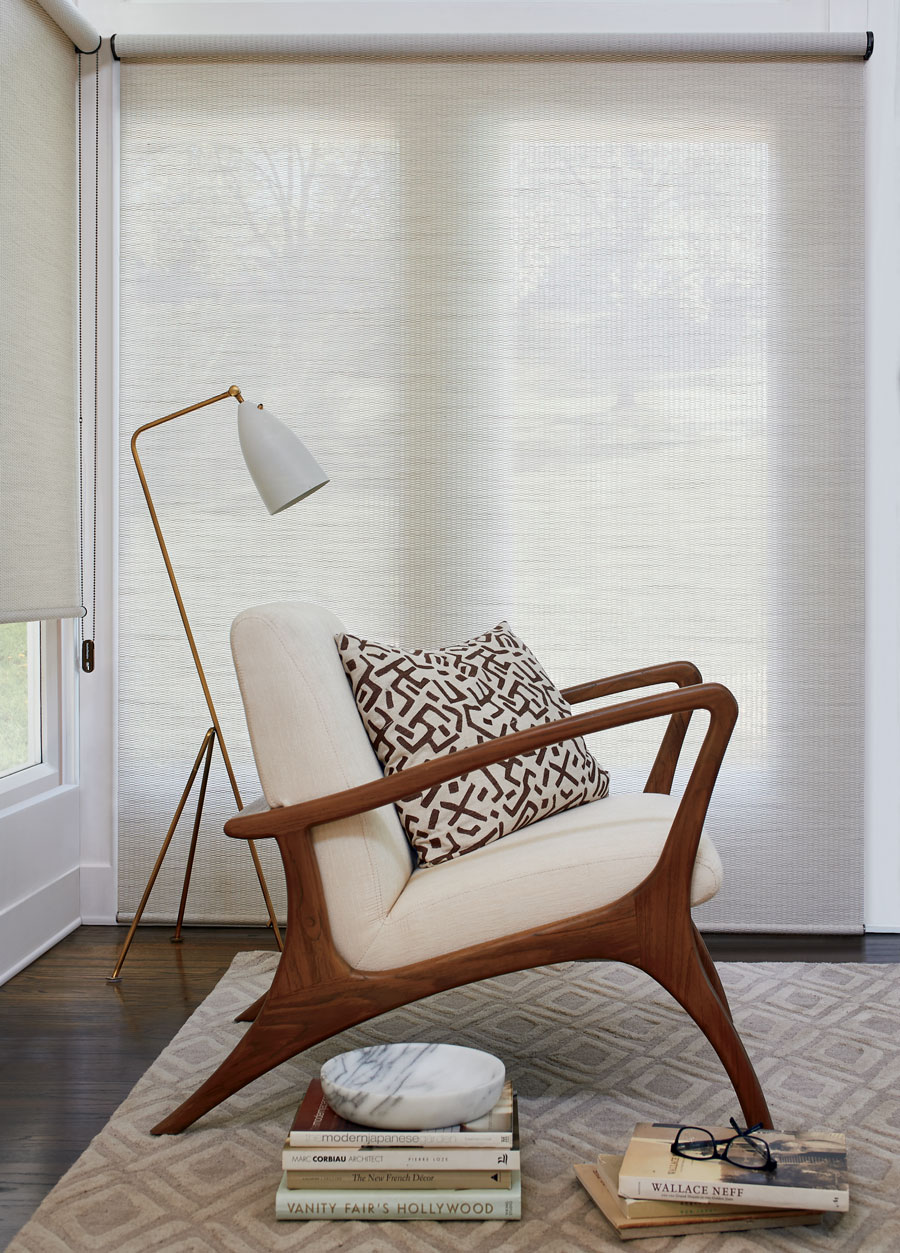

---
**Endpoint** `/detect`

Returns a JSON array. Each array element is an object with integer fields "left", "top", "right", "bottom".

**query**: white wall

[{"left": 69, "top": 0, "right": 899, "bottom": 933}]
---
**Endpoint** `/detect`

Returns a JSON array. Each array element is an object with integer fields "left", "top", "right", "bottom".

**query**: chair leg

[
  {"left": 153, "top": 964, "right": 394, "bottom": 1134},
  {"left": 151, "top": 994, "right": 325, "bottom": 1135},
  {"left": 691, "top": 922, "right": 733, "bottom": 1023},
  {"left": 641, "top": 924, "right": 772, "bottom": 1129}
]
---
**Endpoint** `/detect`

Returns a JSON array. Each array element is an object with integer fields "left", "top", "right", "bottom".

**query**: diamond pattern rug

[{"left": 9, "top": 954, "right": 900, "bottom": 1251}]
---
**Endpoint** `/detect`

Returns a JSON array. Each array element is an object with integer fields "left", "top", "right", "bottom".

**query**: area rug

[{"left": 10, "top": 954, "right": 900, "bottom": 1252}]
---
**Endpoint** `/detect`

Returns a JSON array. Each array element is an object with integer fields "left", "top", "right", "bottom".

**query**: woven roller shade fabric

[
  {"left": 118, "top": 44, "right": 864, "bottom": 930},
  {"left": 0, "top": 0, "right": 81, "bottom": 623}
]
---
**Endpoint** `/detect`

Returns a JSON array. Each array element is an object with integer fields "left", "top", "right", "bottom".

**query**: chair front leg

[
  {"left": 691, "top": 921, "right": 733, "bottom": 1023},
  {"left": 638, "top": 902, "right": 771, "bottom": 1129}
]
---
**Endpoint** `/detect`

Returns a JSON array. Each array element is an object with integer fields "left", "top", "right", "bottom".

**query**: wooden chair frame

[{"left": 152, "top": 663, "right": 771, "bottom": 1135}]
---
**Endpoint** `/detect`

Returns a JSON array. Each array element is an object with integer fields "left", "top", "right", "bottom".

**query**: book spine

[
  {"left": 288, "top": 1129, "right": 513, "bottom": 1147},
  {"left": 618, "top": 1175, "right": 848, "bottom": 1213},
  {"left": 283, "top": 1147, "right": 520, "bottom": 1172},
  {"left": 285, "top": 1169, "right": 512, "bottom": 1190},
  {"left": 275, "top": 1174, "right": 521, "bottom": 1221}
]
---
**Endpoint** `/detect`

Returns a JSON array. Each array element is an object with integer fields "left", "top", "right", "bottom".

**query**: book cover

[
  {"left": 618, "top": 1124, "right": 848, "bottom": 1213},
  {"left": 595, "top": 1155, "right": 822, "bottom": 1223},
  {"left": 275, "top": 1170, "right": 522, "bottom": 1221},
  {"left": 575, "top": 1165, "right": 823, "bottom": 1240},
  {"left": 282, "top": 1144, "right": 520, "bottom": 1172},
  {"left": 288, "top": 1078, "right": 515, "bottom": 1147},
  {"left": 594, "top": 1153, "right": 808, "bottom": 1219},
  {"left": 285, "top": 1169, "right": 512, "bottom": 1190}
]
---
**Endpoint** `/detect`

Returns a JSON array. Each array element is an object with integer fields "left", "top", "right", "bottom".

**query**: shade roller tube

[
  {"left": 36, "top": 0, "right": 101, "bottom": 53},
  {"left": 111, "top": 30, "right": 871, "bottom": 61},
  {"left": 1, "top": 0, "right": 82, "bottom": 623}
]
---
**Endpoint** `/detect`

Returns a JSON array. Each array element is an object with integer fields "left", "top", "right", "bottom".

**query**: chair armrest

[
  {"left": 560, "top": 661, "right": 702, "bottom": 705},
  {"left": 562, "top": 661, "right": 703, "bottom": 794},
  {"left": 225, "top": 682, "right": 736, "bottom": 859}
]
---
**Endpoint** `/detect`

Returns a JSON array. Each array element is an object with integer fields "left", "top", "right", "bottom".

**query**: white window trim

[{"left": 77, "top": 39, "right": 120, "bottom": 925}]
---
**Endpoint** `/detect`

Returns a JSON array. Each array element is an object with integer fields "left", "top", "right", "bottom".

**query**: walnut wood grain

[
  {"left": 152, "top": 673, "right": 772, "bottom": 1137},
  {"left": 565, "top": 661, "right": 702, "bottom": 794},
  {"left": 560, "top": 660, "right": 702, "bottom": 704}
]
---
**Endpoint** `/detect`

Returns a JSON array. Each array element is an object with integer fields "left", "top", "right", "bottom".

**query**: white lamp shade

[{"left": 237, "top": 400, "right": 329, "bottom": 515}]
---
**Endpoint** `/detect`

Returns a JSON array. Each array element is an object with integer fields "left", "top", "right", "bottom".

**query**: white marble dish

[{"left": 320, "top": 1042, "right": 506, "bottom": 1130}]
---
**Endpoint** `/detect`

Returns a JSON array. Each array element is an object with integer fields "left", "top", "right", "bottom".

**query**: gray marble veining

[{"left": 320, "top": 1042, "right": 505, "bottom": 1130}]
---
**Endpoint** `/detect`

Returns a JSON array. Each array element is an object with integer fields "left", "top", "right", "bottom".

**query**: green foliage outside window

[{"left": 0, "top": 622, "right": 30, "bottom": 776}]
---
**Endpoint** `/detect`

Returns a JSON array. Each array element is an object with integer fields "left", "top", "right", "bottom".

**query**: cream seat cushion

[{"left": 353, "top": 792, "right": 722, "bottom": 971}]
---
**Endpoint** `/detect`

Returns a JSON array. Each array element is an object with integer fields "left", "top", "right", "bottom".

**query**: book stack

[
  {"left": 275, "top": 1078, "right": 521, "bottom": 1221},
  {"left": 576, "top": 1122, "right": 848, "bottom": 1240}
]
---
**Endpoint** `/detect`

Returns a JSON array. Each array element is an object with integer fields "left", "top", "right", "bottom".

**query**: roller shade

[
  {"left": 117, "top": 37, "right": 866, "bottom": 932},
  {"left": 0, "top": 0, "right": 96, "bottom": 623}
]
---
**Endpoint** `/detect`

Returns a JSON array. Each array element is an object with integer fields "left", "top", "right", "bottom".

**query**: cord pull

[{"left": 82, "top": 639, "right": 95, "bottom": 672}]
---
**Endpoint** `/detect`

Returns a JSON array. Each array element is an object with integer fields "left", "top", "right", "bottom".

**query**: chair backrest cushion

[{"left": 231, "top": 602, "right": 414, "bottom": 967}]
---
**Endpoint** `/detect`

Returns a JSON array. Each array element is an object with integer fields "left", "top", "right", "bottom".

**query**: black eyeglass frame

[{"left": 670, "top": 1117, "right": 777, "bottom": 1172}]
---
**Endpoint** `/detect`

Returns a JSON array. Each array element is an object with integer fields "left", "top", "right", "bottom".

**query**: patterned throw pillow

[{"left": 336, "top": 622, "right": 610, "bottom": 866}]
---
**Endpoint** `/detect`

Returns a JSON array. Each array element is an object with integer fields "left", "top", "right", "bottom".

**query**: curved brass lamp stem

[{"left": 109, "top": 387, "right": 282, "bottom": 981}]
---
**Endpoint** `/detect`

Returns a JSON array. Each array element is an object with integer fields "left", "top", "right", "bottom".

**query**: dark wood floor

[{"left": 1, "top": 925, "right": 897, "bottom": 1248}]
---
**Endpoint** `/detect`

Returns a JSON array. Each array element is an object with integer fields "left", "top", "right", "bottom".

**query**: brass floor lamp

[{"left": 108, "top": 384, "right": 329, "bottom": 981}]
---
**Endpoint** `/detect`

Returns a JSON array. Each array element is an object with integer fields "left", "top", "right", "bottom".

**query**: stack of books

[
  {"left": 275, "top": 1078, "right": 522, "bottom": 1221},
  {"left": 575, "top": 1122, "right": 848, "bottom": 1240}
]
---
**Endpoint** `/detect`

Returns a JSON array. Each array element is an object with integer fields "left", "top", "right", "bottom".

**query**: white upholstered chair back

[{"left": 230, "top": 602, "right": 414, "bottom": 966}]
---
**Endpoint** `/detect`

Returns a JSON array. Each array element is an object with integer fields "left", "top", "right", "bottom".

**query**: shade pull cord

[{"left": 78, "top": 48, "right": 99, "bottom": 673}]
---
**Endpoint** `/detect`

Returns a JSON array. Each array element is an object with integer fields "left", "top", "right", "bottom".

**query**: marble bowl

[{"left": 320, "top": 1042, "right": 506, "bottom": 1130}]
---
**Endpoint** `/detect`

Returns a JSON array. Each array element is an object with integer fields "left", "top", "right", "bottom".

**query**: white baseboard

[
  {"left": 79, "top": 861, "right": 117, "bottom": 923},
  {"left": 0, "top": 868, "right": 81, "bottom": 985}
]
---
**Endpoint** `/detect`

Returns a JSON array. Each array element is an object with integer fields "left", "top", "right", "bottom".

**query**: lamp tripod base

[{"left": 107, "top": 727, "right": 283, "bottom": 982}]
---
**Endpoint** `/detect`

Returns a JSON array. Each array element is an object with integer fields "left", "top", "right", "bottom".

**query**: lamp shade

[{"left": 237, "top": 400, "right": 329, "bottom": 515}]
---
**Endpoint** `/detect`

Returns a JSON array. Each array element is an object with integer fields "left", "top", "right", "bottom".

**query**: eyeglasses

[{"left": 671, "top": 1118, "right": 777, "bottom": 1172}]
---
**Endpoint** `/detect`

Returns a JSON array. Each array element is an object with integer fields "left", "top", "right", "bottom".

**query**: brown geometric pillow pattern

[{"left": 335, "top": 622, "right": 610, "bottom": 866}]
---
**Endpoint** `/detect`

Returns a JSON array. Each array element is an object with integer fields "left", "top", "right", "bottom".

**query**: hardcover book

[
  {"left": 576, "top": 1164, "right": 823, "bottom": 1240},
  {"left": 288, "top": 1078, "right": 515, "bottom": 1147},
  {"left": 275, "top": 1170, "right": 522, "bottom": 1221},
  {"left": 618, "top": 1124, "right": 848, "bottom": 1213},
  {"left": 285, "top": 1169, "right": 512, "bottom": 1190},
  {"left": 282, "top": 1144, "right": 520, "bottom": 1172},
  {"left": 593, "top": 1153, "right": 812, "bottom": 1220}
]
